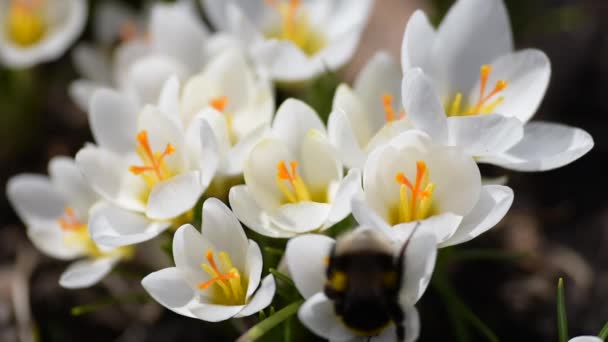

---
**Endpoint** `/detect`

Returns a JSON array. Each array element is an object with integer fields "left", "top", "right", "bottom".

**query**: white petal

[
  {"left": 124, "top": 56, "right": 187, "bottom": 106},
  {"left": 373, "top": 306, "right": 420, "bottom": 342},
  {"left": 392, "top": 213, "right": 462, "bottom": 246},
  {"left": 469, "top": 49, "right": 550, "bottom": 123},
  {"left": 300, "top": 130, "right": 342, "bottom": 197},
  {"left": 27, "top": 224, "right": 84, "bottom": 260},
  {"left": 298, "top": 293, "right": 354, "bottom": 341},
  {"left": 235, "top": 275, "right": 276, "bottom": 317},
  {"left": 440, "top": 185, "right": 513, "bottom": 247},
  {"left": 327, "top": 108, "right": 366, "bottom": 169},
  {"left": 195, "top": 115, "right": 220, "bottom": 188},
  {"left": 141, "top": 267, "right": 197, "bottom": 318},
  {"left": 48, "top": 156, "right": 98, "bottom": 214},
  {"left": 400, "top": 233, "right": 437, "bottom": 307},
  {"left": 229, "top": 185, "right": 296, "bottom": 238},
  {"left": 59, "top": 257, "right": 118, "bottom": 289},
  {"left": 69, "top": 80, "right": 103, "bottom": 112},
  {"left": 477, "top": 122, "right": 594, "bottom": 171},
  {"left": 351, "top": 198, "right": 393, "bottom": 236},
  {"left": 269, "top": 202, "right": 332, "bottom": 233},
  {"left": 93, "top": 1, "right": 136, "bottom": 44},
  {"left": 447, "top": 114, "right": 524, "bottom": 156},
  {"left": 244, "top": 139, "right": 291, "bottom": 211},
  {"left": 89, "top": 202, "right": 170, "bottom": 247},
  {"left": 569, "top": 337, "right": 603, "bottom": 342},
  {"left": 286, "top": 234, "right": 335, "bottom": 299},
  {"left": 157, "top": 75, "right": 181, "bottom": 122},
  {"left": 72, "top": 43, "right": 111, "bottom": 83},
  {"left": 244, "top": 240, "right": 264, "bottom": 299},
  {"left": 6, "top": 174, "right": 65, "bottom": 226},
  {"left": 200, "top": 198, "right": 249, "bottom": 271},
  {"left": 172, "top": 224, "right": 215, "bottom": 288},
  {"left": 435, "top": 0, "right": 513, "bottom": 95},
  {"left": 89, "top": 88, "right": 138, "bottom": 154},
  {"left": 188, "top": 303, "right": 244, "bottom": 322},
  {"left": 272, "top": 99, "right": 325, "bottom": 156},
  {"left": 402, "top": 69, "right": 448, "bottom": 143},
  {"left": 224, "top": 124, "right": 268, "bottom": 176},
  {"left": 251, "top": 40, "right": 324, "bottom": 82},
  {"left": 146, "top": 171, "right": 204, "bottom": 220},
  {"left": 326, "top": 169, "right": 362, "bottom": 227},
  {"left": 401, "top": 10, "right": 436, "bottom": 73}
]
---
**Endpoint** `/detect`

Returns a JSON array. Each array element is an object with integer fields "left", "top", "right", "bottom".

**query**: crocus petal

[
  {"left": 124, "top": 55, "right": 188, "bottom": 106},
  {"left": 188, "top": 303, "right": 244, "bottom": 322},
  {"left": 244, "top": 240, "right": 264, "bottom": 299},
  {"left": 59, "top": 256, "right": 118, "bottom": 289},
  {"left": 6, "top": 174, "right": 65, "bottom": 226},
  {"left": 477, "top": 122, "right": 594, "bottom": 171},
  {"left": 569, "top": 337, "right": 603, "bottom": 342},
  {"left": 141, "top": 267, "right": 197, "bottom": 318},
  {"left": 447, "top": 114, "right": 524, "bottom": 156},
  {"left": 392, "top": 213, "right": 462, "bottom": 246},
  {"left": 172, "top": 224, "right": 215, "bottom": 288},
  {"left": 272, "top": 99, "right": 326, "bottom": 156},
  {"left": 89, "top": 202, "right": 170, "bottom": 247},
  {"left": 196, "top": 115, "right": 220, "bottom": 188},
  {"left": 224, "top": 124, "right": 268, "bottom": 176},
  {"left": 298, "top": 293, "right": 354, "bottom": 341},
  {"left": 402, "top": 69, "right": 448, "bottom": 143},
  {"left": 351, "top": 198, "right": 393, "bottom": 236},
  {"left": 146, "top": 171, "right": 204, "bottom": 220},
  {"left": 200, "top": 198, "right": 249, "bottom": 271},
  {"left": 269, "top": 202, "right": 332, "bottom": 233},
  {"left": 286, "top": 234, "right": 335, "bottom": 299},
  {"left": 244, "top": 139, "right": 291, "bottom": 210},
  {"left": 401, "top": 10, "right": 436, "bottom": 74},
  {"left": 72, "top": 43, "right": 111, "bottom": 84},
  {"left": 48, "top": 156, "right": 98, "bottom": 214},
  {"left": 157, "top": 75, "right": 181, "bottom": 123},
  {"left": 326, "top": 169, "right": 362, "bottom": 227},
  {"left": 251, "top": 40, "right": 324, "bottom": 82},
  {"left": 89, "top": 88, "right": 138, "bottom": 155},
  {"left": 469, "top": 49, "right": 550, "bottom": 123},
  {"left": 300, "top": 130, "right": 342, "bottom": 196},
  {"left": 69, "top": 80, "right": 103, "bottom": 112},
  {"left": 399, "top": 233, "right": 437, "bottom": 307},
  {"left": 435, "top": 0, "right": 513, "bottom": 95},
  {"left": 328, "top": 108, "right": 366, "bottom": 169},
  {"left": 235, "top": 275, "right": 275, "bottom": 318},
  {"left": 440, "top": 185, "right": 513, "bottom": 247},
  {"left": 373, "top": 306, "right": 420, "bottom": 342},
  {"left": 229, "top": 185, "right": 295, "bottom": 238},
  {"left": 27, "top": 224, "right": 84, "bottom": 260}
]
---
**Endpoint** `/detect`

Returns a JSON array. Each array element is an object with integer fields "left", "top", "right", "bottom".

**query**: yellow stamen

[
  {"left": 199, "top": 250, "right": 245, "bottom": 305},
  {"left": 448, "top": 93, "right": 463, "bottom": 116},
  {"left": 276, "top": 160, "right": 311, "bottom": 203},
  {"left": 382, "top": 94, "right": 406, "bottom": 122},
  {"left": 446, "top": 64, "right": 509, "bottom": 116},
  {"left": 57, "top": 207, "right": 85, "bottom": 231},
  {"left": 7, "top": 0, "right": 46, "bottom": 47},
  {"left": 129, "top": 130, "right": 175, "bottom": 187},
  {"left": 394, "top": 161, "right": 435, "bottom": 222},
  {"left": 265, "top": 0, "right": 325, "bottom": 56},
  {"left": 469, "top": 65, "right": 508, "bottom": 115}
]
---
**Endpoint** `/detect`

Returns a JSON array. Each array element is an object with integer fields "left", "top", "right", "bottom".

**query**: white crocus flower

[
  {"left": 75, "top": 88, "right": 219, "bottom": 248},
  {"left": 70, "top": 0, "right": 210, "bottom": 110},
  {"left": 229, "top": 99, "right": 362, "bottom": 238},
  {"left": 285, "top": 230, "right": 436, "bottom": 341},
  {"left": 177, "top": 48, "right": 274, "bottom": 179},
  {"left": 352, "top": 130, "right": 514, "bottom": 247},
  {"left": 0, "top": 0, "right": 87, "bottom": 68},
  {"left": 6, "top": 156, "right": 133, "bottom": 289},
  {"left": 328, "top": 51, "right": 412, "bottom": 169},
  {"left": 569, "top": 337, "right": 603, "bottom": 342},
  {"left": 400, "top": 0, "right": 593, "bottom": 171},
  {"left": 201, "top": 0, "right": 374, "bottom": 82},
  {"left": 142, "top": 198, "right": 275, "bottom": 321}
]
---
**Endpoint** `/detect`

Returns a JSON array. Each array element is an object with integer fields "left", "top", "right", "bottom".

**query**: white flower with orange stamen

[
  {"left": 75, "top": 87, "right": 219, "bottom": 248},
  {"left": 328, "top": 52, "right": 413, "bottom": 169},
  {"left": 201, "top": 0, "right": 374, "bottom": 82},
  {"left": 70, "top": 0, "right": 214, "bottom": 110},
  {"left": 400, "top": 0, "right": 593, "bottom": 171},
  {"left": 0, "top": 0, "right": 87, "bottom": 68},
  {"left": 142, "top": 198, "right": 275, "bottom": 321},
  {"left": 229, "top": 98, "right": 362, "bottom": 238},
  {"left": 352, "top": 130, "right": 514, "bottom": 247},
  {"left": 6, "top": 156, "right": 133, "bottom": 289}
]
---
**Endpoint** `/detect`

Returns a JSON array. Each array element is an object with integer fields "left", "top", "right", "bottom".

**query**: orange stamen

[
  {"left": 129, "top": 130, "right": 175, "bottom": 180},
  {"left": 382, "top": 94, "right": 406, "bottom": 122},
  {"left": 277, "top": 160, "right": 298, "bottom": 182},
  {"left": 198, "top": 250, "right": 238, "bottom": 289},
  {"left": 472, "top": 65, "right": 508, "bottom": 114},
  {"left": 209, "top": 96, "right": 228, "bottom": 112},
  {"left": 57, "top": 207, "right": 85, "bottom": 231},
  {"left": 266, "top": 0, "right": 301, "bottom": 39},
  {"left": 395, "top": 161, "right": 430, "bottom": 215},
  {"left": 119, "top": 21, "right": 138, "bottom": 42}
]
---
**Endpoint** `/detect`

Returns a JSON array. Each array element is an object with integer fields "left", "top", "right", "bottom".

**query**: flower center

[
  {"left": 209, "top": 96, "right": 237, "bottom": 145},
  {"left": 58, "top": 207, "right": 86, "bottom": 231},
  {"left": 199, "top": 249, "right": 246, "bottom": 305},
  {"left": 129, "top": 130, "right": 176, "bottom": 188},
  {"left": 119, "top": 20, "right": 149, "bottom": 43},
  {"left": 393, "top": 161, "right": 435, "bottom": 223},
  {"left": 447, "top": 65, "right": 509, "bottom": 116},
  {"left": 382, "top": 94, "right": 406, "bottom": 123},
  {"left": 264, "top": 0, "right": 325, "bottom": 56},
  {"left": 6, "top": 0, "right": 46, "bottom": 47},
  {"left": 276, "top": 160, "right": 311, "bottom": 203}
]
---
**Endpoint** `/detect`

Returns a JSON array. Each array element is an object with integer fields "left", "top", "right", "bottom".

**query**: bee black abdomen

[{"left": 338, "top": 296, "right": 392, "bottom": 335}]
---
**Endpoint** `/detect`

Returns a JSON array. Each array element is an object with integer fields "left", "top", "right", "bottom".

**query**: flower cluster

[{"left": 4, "top": 0, "right": 596, "bottom": 341}]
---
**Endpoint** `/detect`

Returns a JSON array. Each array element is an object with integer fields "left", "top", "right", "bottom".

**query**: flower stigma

[
  {"left": 129, "top": 130, "right": 176, "bottom": 188},
  {"left": 7, "top": 0, "right": 46, "bottom": 47},
  {"left": 382, "top": 94, "right": 406, "bottom": 123},
  {"left": 447, "top": 64, "right": 508, "bottom": 116},
  {"left": 209, "top": 96, "right": 237, "bottom": 145},
  {"left": 264, "top": 0, "right": 325, "bottom": 56},
  {"left": 393, "top": 161, "right": 435, "bottom": 223},
  {"left": 199, "top": 249, "right": 246, "bottom": 305},
  {"left": 276, "top": 160, "right": 311, "bottom": 203}
]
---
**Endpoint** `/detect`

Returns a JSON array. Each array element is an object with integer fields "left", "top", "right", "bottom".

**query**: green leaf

[
  {"left": 236, "top": 300, "right": 304, "bottom": 342},
  {"left": 557, "top": 278, "right": 569, "bottom": 342},
  {"left": 71, "top": 293, "right": 149, "bottom": 316},
  {"left": 268, "top": 268, "right": 295, "bottom": 288},
  {"left": 599, "top": 320, "right": 608, "bottom": 340}
]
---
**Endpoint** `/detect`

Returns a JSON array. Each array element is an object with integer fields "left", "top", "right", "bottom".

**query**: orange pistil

[
  {"left": 198, "top": 250, "right": 238, "bottom": 289},
  {"left": 129, "top": 130, "right": 175, "bottom": 181},
  {"left": 394, "top": 160, "right": 435, "bottom": 222},
  {"left": 277, "top": 160, "right": 298, "bottom": 182},
  {"left": 276, "top": 160, "right": 311, "bottom": 203},
  {"left": 57, "top": 207, "right": 85, "bottom": 231},
  {"left": 209, "top": 96, "right": 229, "bottom": 112},
  {"left": 395, "top": 161, "right": 429, "bottom": 216},
  {"left": 470, "top": 65, "right": 508, "bottom": 114},
  {"left": 382, "top": 94, "right": 406, "bottom": 122}
]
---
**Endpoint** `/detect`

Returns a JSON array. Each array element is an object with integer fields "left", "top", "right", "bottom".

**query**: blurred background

[{"left": 0, "top": 0, "right": 607, "bottom": 340}]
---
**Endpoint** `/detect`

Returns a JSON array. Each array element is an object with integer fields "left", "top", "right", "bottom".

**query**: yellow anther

[
  {"left": 7, "top": 0, "right": 46, "bottom": 47},
  {"left": 276, "top": 160, "right": 311, "bottom": 203},
  {"left": 199, "top": 249, "right": 245, "bottom": 305},
  {"left": 129, "top": 130, "right": 175, "bottom": 187},
  {"left": 265, "top": 0, "right": 325, "bottom": 56},
  {"left": 394, "top": 161, "right": 435, "bottom": 223},
  {"left": 446, "top": 64, "right": 509, "bottom": 116}
]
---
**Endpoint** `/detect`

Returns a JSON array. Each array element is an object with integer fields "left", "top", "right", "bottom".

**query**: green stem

[
  {"left": 557, "top": 278, "right": 569, "bottom": 342},
  {"left": 598, "top": 320, "right": 608, "bottom": 340},
  {"left": 236, "top": 300, "right": 304, "bottom": 342},
  {"left": 71, "top": 292, "right": 149, "bottom": 316},
  {"left": 268, "top": 268, "right": 296, "bottom": 288}
]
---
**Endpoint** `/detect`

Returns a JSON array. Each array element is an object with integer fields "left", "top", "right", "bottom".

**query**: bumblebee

[{"left": 324, "top": 225, "right": 418, "bottom": 341}]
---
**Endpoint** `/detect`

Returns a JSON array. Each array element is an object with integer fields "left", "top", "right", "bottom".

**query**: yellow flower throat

[
  {"left": 393, "top": 161, "right": 435, "bottom": 224},
  {"left": 6, "top": 0, "right": 46, "bottom": 47},
  {"left": 276, "top": 160, "right": 312, "bottom": 203},
  {"left": 129, "top": 130, "right": 176, "bottom": 188},
  {"left": 199, "top": 249, "right": 246, "bottom": 305},
  {"left": 265, "top": 0, "right": 326, "bottom": 56},
  {"left": 447, "top": 65, "right": 509, "bottom": 116}
]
